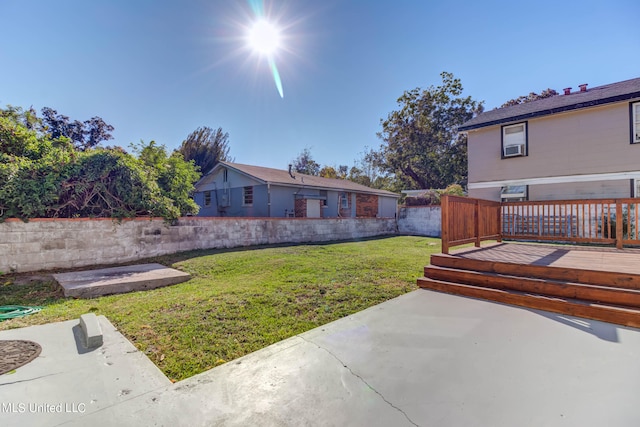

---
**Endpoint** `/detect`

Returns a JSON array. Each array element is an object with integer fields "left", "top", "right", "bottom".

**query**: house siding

[
  {"left": 269, "top": 186, "right": 296, "bottom": 217},
  {"left": 469, "top": 103, "right": 637, "bottom": 183},
  {"left": 528, "top": 179, "right": 631, "bottom": 201},
  {"left": 468, "top": 187, "right": 501, "bottom": 201},
  {"left": 468, "top": 101, "right": 640, "bottom": 201},
  {"left": 194, "top": 164, "right": 400, "bottom": 217}
]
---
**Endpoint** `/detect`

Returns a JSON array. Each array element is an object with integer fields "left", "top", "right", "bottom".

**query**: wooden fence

[
  {"left": 441, "top": 195, "right": 640, "bottom": 253},
  {"left": 440, "top": 195, "right": 501, "bottom": 254}
]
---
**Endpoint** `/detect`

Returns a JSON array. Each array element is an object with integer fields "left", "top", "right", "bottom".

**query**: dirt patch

[{"left": 11, "top": 275, "right": 54, "bottom": 287}]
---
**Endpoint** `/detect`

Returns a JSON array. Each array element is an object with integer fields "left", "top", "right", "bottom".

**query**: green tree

[
  {"left": 291, "top": 148, "right": 320, "bottom": 176},
  {"left": 178, "top": 126, "right": 231, "bottom": 174},
  {"left": 135, "top": 141, "right": 201, "bottom": 217},
  {"left": 40, "top": 107, "right": 114, "bottom": 151},
  {"left": 373, "top": 72, "right": 483, "bottom": 190},
  {"left": 1, "top": 106, "right": 200, "bottom": 222},
  {"left": 319, "top": 165, "right": 338, "bottom": 179},
  {"left": 500, "top": 88, "right": 558, "bottom": 108}
]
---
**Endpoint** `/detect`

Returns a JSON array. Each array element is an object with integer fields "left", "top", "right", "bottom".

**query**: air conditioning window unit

[{"left": 503, "top": 144, "right": 525, "bottom": 157}]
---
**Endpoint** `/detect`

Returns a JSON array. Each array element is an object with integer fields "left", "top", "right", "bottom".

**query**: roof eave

[
  {"left": 266, "top": 181, "right": 400, "bottom": 198},
  {"left": 459, "top": 91, "right": 640, "bottom": 132}
]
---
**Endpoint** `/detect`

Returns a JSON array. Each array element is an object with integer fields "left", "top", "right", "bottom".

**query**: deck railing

[
  {"left": 440, "top": 195, "right": 502, "bottom": 254},
  {"left": 441, "top": 195, "right": 640, "bottom": 254}
]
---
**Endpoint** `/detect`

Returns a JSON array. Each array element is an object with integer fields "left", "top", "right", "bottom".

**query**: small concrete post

[{"left": 79, "top": 313, "right": 103, "bottom": 348}]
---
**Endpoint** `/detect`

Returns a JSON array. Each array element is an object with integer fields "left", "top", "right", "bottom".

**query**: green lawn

[{"left": 0, "top": 236, "right": 439, "bottom": 381}]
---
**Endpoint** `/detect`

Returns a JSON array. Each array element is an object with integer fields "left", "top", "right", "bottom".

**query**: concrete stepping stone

[{"left": 54, "top": 263, "right": 190, "bottom": 298}]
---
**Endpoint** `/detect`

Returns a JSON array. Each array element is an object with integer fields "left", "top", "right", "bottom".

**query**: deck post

[
  {"left": 474, "top": 199, "right": 481, "bottom": 248},
  {"left": 441, "top": 195, "right": 449, "bottom": 254},
  {"left": 616, "top": 200, "right": 623, "bottom": 249},
  {"left": 497, "top": 202, "right": 503, "bottom": 243}
]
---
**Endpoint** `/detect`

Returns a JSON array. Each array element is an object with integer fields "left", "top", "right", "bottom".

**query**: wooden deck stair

[{"left": 418, "top": 253, "right": 640, "bottom": 328}]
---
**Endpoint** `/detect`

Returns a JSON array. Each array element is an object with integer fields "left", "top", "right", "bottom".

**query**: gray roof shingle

[
  {"left": 460, "top": 77, "right": 640, "bottom": 131},
  {"left": 203, "top": 162, "right": 400, "bottom": 198}
]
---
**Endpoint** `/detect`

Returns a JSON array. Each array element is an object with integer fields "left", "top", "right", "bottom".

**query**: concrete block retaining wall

[
  {"left": 0, "top": 217, "right": 398, "bottom": 273},
  {"left": 397, "top": 206, "right": 441, "bottom": 237}
]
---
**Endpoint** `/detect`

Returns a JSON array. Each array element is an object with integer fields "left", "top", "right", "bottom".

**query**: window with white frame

[
  {"left": 340, "top": 192, "right": 349, "bottom": 209},
  {"left": 501, "top": 185, "right": 528, "bottom": 202},
  {"left": 243, "top": 186, "right": 253, "bottom": 206},
  {"left": 632, "top": 102, "right": 640, "bottom": 144},
  {"left": 502, "top": 122, "right": 527, "bottom": 158}
]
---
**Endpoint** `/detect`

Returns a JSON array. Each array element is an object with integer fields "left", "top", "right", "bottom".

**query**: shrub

[
  {"left": 440, "top": 184, "right": 465, "bottom": 197},
  {"left": 0, "top": 106, "right": 200, "bottom": 222},
  {"left": 405, "top": 189, "right": 441, "bottom": 206}
]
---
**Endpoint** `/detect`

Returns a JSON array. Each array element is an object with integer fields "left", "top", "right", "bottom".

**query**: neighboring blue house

[{"left": 193, "top": 162, "right": 400, "bottom": 218}]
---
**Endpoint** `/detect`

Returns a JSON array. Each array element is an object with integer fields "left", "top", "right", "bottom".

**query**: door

[{"left": 306, "top": 199, "right": 321, "bottom": 218}]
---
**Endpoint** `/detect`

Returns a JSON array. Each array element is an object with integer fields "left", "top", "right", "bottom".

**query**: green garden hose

[{"left": 0, "top": 306, "right": 42, "bottom": 321}]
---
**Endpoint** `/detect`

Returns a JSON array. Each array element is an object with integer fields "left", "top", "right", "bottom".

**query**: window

[
  {"left": 243, "top": 186, "right": 253, "bottom": 205},
  {"left": 501, "top": 122, "right": 527, "bottom": 158},
  {"left": 501, "top": 185, "right": 528, "bottom": 202},
  {"left": 204, "top": 191, "right": 211, "bottom": 207},
  {"left": 320, "top": 190, "right": 328, "bottom": 207},
  {"left": 340, "top": 193, "right": 349, "bottom": 209},
  {"left": 223, "top": 168, "right": 228, "bottom": 182},
  {"left": 632, "top": 102, "right": 640, "bottom": 144}
]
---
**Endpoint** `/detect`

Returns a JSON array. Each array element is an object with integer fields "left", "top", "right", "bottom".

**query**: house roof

[
  {"left": 201, "top": 162, "right": 400, "bottom": 198},
  {"left": 459, "top": 77, "right": 640, "bottom": 131}
]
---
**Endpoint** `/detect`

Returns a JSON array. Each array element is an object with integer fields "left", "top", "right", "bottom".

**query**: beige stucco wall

[
  {"left": 468, "top": 187, "right": 501, "bottom": 201},
  {"left": 528, "top": 179, "right": 631, "bottom": 201},
  {"left": 469, "top": 179, "right": 632, "bottom": 202},
  {"left": 468, "top": 101, "right": 639, "bottom": 185}
]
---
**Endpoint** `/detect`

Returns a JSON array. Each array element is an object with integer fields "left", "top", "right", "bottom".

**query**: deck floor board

[{"left": 449, "top": 243, "right": 640, "bottom": 276}]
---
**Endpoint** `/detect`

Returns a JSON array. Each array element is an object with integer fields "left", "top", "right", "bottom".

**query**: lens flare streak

[
  {"left": 268, "top": 57, "right": 284, "bottom": 98},
  {"left": 247, "top": 0, "right": 284, "bottom": 98}
]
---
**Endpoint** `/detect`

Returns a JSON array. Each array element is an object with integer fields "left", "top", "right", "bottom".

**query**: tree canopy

[
  {"left": 372, "top": 72, "right": 483, "bottom": 190},
  {"left": 0, "top": 105, "right": 200, "bottom": 222},
  {"left": 177, "top": 126, "right": 231, "bottom": 174},
  {"left": 289, "top": 147, "right": 399, "bottom": 191},
  {"left": 291, "top": 148, "right": 320, "bottom": 176},
  {"left": 499, "top": 88, "right": 558, "bottom": 108},
  {"left": 40, "top": 107, "right": 114, "bottom": 151}
]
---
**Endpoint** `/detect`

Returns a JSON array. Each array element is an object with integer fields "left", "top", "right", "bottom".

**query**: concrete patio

[{"left": 1, "top": 290, "right": 639, "bottom": 426}]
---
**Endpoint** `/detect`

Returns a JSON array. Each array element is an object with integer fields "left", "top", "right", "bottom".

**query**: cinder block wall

[
  {"left": 0, "top": 217, "right": 398, "bottom": 273},
  {"left": 397, "top": 206, "right": 441, "bottom": 237}
]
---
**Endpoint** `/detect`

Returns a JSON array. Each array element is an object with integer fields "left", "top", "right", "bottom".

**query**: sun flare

[{"left": 247, "top": 19, "right": 281, "bottom": 56}]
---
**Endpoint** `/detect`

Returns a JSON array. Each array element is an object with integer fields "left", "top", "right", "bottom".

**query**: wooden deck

[
  {"left": 418, "top": 243, "right": 640, "bottom": 328},
  {"left": 444, "top": 242, "right": 640, "bottom": 275}
]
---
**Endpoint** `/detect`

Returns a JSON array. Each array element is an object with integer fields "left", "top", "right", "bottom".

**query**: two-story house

[{"left": 460, "top": 77, "right": 640, "bottom": 202}]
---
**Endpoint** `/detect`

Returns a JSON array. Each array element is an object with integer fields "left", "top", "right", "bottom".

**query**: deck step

[
  {"left": 430, "top": 253, "right": 640, "bottom": 290},
  {"left": 417, "top": 277, "right": 640, "bottom": 328},
  {"left": 424, "top": 265, "right": 640, "bottom": 308}
]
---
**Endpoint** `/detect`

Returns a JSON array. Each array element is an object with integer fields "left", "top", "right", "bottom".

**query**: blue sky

[{"left": 1, "top": 0, "right": 638, "bottom": 171}]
